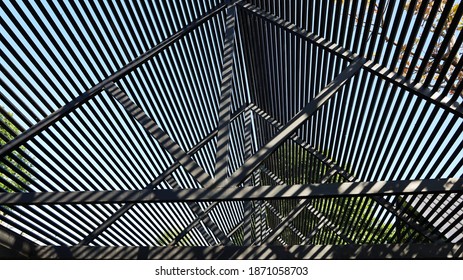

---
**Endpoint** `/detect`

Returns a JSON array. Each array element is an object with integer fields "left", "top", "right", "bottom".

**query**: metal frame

[
  {"left": 1, "top": 178, "right": 461, "bottom": 205},
  {"left": 1, "top": 0, "right": 462, "bottom": 259},
  {"left": 31, "top": 243, "right": 463, "bottom": 260}
]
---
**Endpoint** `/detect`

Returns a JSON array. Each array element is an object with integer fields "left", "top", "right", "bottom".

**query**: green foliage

[
  {"left": 155, "top": 227, "right": 193, "bottom": 246},
  {"left": 262, "top": 142, "right": 329, "bottom": 185},
  {"left": 0, "top": 110, "right": 32, "bottom": 193},
  {"left": 263, "top": 142, "right": 424, "bottom": 245}
]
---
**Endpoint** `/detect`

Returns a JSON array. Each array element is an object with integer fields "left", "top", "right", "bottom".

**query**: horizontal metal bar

[
  {"left": 259, "top": 168, "right": 353, "bottom": 243},
  {"left": 31, "top": 243, "right": 463, "bottom": 259},
  {"left": 0, "top": 1, "right": 228, "bottom": 158},
  {"left": 78, "top": 103, "right": 250, "bottom": 245},
  {"left": 1, "top": 178, "right": 461, "bottom": 205},
  {"left": 0, "top": 226, "right": 36, "bottom": 259},
  {"left": 238, "top": 2, "right": 463, "bottom": 118},
  {"left": 249, "top": 104, "right": 444, "bottom": 242},
  {"left": 213, "top": 57, "right": 365, "bottom": 189}
]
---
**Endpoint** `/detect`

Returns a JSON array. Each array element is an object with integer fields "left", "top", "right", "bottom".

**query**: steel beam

[
  {"left": 259, "top": 168, "right": 312, "bottom": 241},
  {"left": 211, "top": 57, "right": 365, "bottom": 189},
  {"left": 320, "top": 167, "right": 339, "bottom": 183},
  {"left": 32, "top": 243, "right": 463, "bottom": 259},
  {"left": 78, "top": 103, "right": 250, "bottom": 245},
  {"left": 260, "top": 169, "right": 353, "bottom": 244},
  {"left": 250, "top": 103, "right": 443, "bottom": 242},
  {"left": 0, "top": 225, "right": 36, "bottom": 259},
  {"left": 78, "top": 131, "right": 215, "bottom": 245},
  {"left": 170, "top": 201, "right": 220, "bottom": 246},
  {"left": 0, "top": 1, "right": 228, "bottom": 159},
  {"left": 242, "top": 110, "right": 254, "bottom": 245},
  {"left": 106, "top": 83, "right": 213, "bottom": 188},
  {"left": 263, "top": 199, "right": 311, "bottom": 243},
  {"left": 154, "top": 58, "right": 363, "bottom": 245},
  {"left": 305, "top": 204, "right": 354, "bottom": 244},
  {"left": 263, "top": 202, "right": 306, "bottom": 241},
  {"left": 1, "top": 178, "right": 461, "bottom": 205},
  {"left": 187, "top": 202, "right": 231, "bottom": 245},
  {"left": 214, "top": 4, "right": 236, "bottom": 182},
  {"left": 238, "top": 2, "right": 463, "bottom": 118}
]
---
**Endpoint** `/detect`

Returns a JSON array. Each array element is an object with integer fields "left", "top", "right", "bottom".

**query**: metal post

[{"left": 214, "top": 3, "right": 237, "bottom": 182}]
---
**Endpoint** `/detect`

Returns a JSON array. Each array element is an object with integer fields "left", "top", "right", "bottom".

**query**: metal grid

[{"left": 0, "top": 0, "right": 462, "bottom": 259}]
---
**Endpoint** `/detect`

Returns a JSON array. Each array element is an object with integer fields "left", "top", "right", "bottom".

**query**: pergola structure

[{"left": 1, "top": 0, "right": 462, "bottom": 259}]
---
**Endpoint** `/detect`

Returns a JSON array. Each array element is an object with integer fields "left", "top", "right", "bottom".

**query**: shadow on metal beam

[{"left": 31, "top": 243, "right": 463, "bottom": 260}]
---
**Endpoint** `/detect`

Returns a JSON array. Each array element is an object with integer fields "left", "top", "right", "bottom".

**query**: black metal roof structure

[{"left": 0, "top": 0, "right": 462, "bottom": 259}]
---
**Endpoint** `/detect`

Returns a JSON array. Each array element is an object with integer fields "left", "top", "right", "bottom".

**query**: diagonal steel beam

[
  {"left": 170, "top": 201, "right": 220, "bottom": 246},
  {"left": 262, "top": 199, "right": 311, "bottom": 244},
  {"left": 171, "top": 55, "right": 364, "bottom": 245},
  {"left": 259, "top": 168, "right": 308, "bottom": 242},
  {"left": 320, "top": 167, "right": 339, "bottom": 183},
  {"left": 263, "top": 201, "right": 307, "bottom": 241},
  {"left": 163, "top": 175, "right": 230, "bottom": 245},
  {"left": 186, "top": 202, "right": 231, "bottom": 245},
  {"left": 301, "top": 223, "right": 325, "bottom": 245},
  {"left": 0, "top": 1, "right": 228, "bottom": 159},
  {"left": 248, "top": 103, "right": 349, "bottom": 179},
  {"left": 214, "top": 4, "right": 237, "bottom": 182},
  {"left": 78, "top": 104, "right": 250, "bottom": 245},
  {"left": 260, "top": 168, "right": 353, "bottom": 244},
  {"left": 171, "top": 2, "right": 241, "bottom": 245},
  {"left": 193, "top": 222, "right": 215, "bottom": 246},
  {"left": 212, "top": 57, "right": 365, "bottom": 189},
  {"left": 105, "top": 83, "right": 214, "bottom": 188},
  {"left": 305, "top": 204, "right": 354, "bottom": 244},
  {"left": 238, "top": 2, "right": 463, "bottom": 118},
  {"left": 106, "top": 82, "right": 231, "bottom": 244},
  {"left": 2, "top": 178, "right": 461, "bottom": 205},
  {"left": 249, "top": 102, "right": 445, "bottom": 242}
]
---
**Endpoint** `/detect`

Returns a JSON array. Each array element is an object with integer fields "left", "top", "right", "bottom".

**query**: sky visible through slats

[{"left": 0, "top": 0, "right": 462, "bottom": 247}]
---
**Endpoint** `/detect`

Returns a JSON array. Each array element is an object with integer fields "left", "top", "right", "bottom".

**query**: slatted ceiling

[
  {"left": 209, "top": 200, "right": 243, "bottom": 234},
  {"left": 3, "top": 203, "right": 120, "bottom": 246},
  {"left": 178, "top": 130, "right": 219, "bottom": 182},
  {"left": 238, "top": 9, "right": 349, "bottom": 126},
  {"left": 201, "top": 206, "right": 226, "bottom": 243},
  {"left": 0, "top": 0, "right": 462, "bottom": 259},
  {"left": 112, "top": 15, "right": 227, "bottom": 153},
  {"left": 190, "top": 137, "right": 217, "bottom": 178},
  {"left": 169, "top": 165, "right": 203, "bottom": 190},
  {"left": 98, "top": 203, "right": 183, "bottom": 246},
  {"left": 228, "top": 128, "right": 246, "bottom": 175},
  {"left": 0, "top": 206, "right": 59, "bottom": 245},
  {"left": 231, "top": 31, "right": 251, "bottom": 113},
  {"left": 407, "top": 193, "right": 463, "bottom": 241},
  {"left": 49, "top": 94, "right": 173, "bottom": 192},
  {"left": 300, "top": 69, "right": 463, "bottom": 182},
  {"left": 0, "top": 0, "right": 227, "bottom": 140},
  {"left": 248, "top": 0, "right": 463, "bottom": 102}
]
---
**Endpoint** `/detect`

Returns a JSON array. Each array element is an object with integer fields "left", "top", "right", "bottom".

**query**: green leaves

[{"left": 0, "top": 110, "right": 32, "bottom": 193}]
